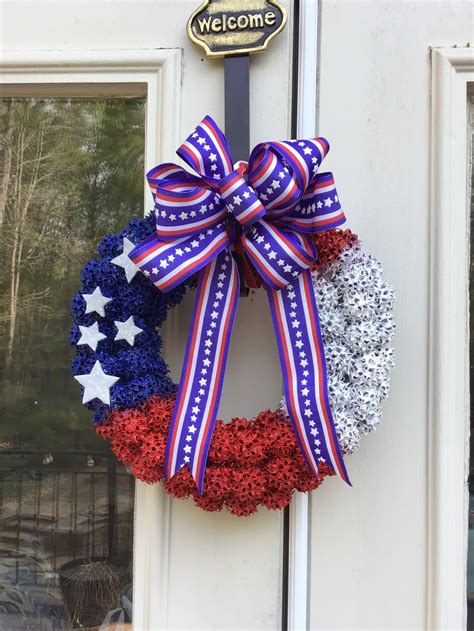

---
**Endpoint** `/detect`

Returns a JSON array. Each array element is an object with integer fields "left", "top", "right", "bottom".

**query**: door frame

[
  {"left": 0, "top": 47, "right": 182, "bottom": 628},
  {"left": 0, "top": 48, "right": 182, "bottom": 210},
  {"left": 287, "top": 0, "right": 320, "bottom": 629},
  {"left": 428, "top": 46, "right": 474, "bottom": 630}
]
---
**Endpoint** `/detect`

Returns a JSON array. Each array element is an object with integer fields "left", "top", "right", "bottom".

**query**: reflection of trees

[
  {"left": 0, "top": 99, "right": 14, "bottom": 232},
  {"left": 5, "top": 103, "right": 49, "bottom": 369},
  {"left": 0, "top": 98, "right": 145, "bottom": 446}
]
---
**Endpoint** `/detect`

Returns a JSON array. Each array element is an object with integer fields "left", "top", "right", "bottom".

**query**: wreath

[{"left": 70, "top": 117, "right": 395, "bottom": 516}]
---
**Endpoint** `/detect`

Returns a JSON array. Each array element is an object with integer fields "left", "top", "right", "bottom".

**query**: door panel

[
  {"left": 309, "top": 2, "right": 473, "bottom": 629},
  {"left": 1, "top": 1, "right": 295, "bottom": 628},
  {"left": 162, "top": 289, "right": 284, "bottom": 629},
  {"left": 166, "top": 504, "right": 282, "bottom": 629}
]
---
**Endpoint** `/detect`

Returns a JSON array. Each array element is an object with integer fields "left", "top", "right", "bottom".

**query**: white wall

[{"left": 309, "top": 2, "right": 472, "bottom": 629}]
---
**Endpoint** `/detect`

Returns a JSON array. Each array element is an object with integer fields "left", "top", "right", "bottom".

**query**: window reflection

[{"left": 0, "top": 97, "right": 144, "bottom": 629}]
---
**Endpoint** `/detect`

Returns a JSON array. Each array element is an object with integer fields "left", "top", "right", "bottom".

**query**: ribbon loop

[
  {"left": 177, "top": 115, "right": 233, "bottom": 182},
  {"left": 130, "top": 116, "right": 350, "bottom": 494},
  {"left": 130, "top": 222, "right": 231, "bottom": 292},
  {"left": 281, "top": 172, "right": 345, "bottom": 233}
]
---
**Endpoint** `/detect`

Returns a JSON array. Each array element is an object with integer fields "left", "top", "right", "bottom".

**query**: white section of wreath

[{"left": 283, "top": 243, "right": 396, "bottom": 454}]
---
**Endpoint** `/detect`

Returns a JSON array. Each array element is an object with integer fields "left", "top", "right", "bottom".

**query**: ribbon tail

[
  {"left": 266, "top": 268, "right": 351, "bottom": 486},
  {"left": 164, "top": 250, "right": 240, "bottom": 494}
]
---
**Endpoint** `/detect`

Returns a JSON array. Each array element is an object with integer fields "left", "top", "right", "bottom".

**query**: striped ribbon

[{"left": 130, "top": 116, "right": 350, "bottom": 493}]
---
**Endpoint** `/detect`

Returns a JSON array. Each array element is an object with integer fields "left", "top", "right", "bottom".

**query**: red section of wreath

[
  {"left": 96, "top": 229, "right": 357, "bottom": 516},
  {"left": 311, "top": 227, "right": 358, "bottom": 271},
  {"left": 97, "top": 395, "right": 334, "bottom": 516}
]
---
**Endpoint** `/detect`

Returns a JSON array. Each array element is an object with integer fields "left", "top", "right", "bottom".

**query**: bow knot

[
  {"left": 130, "top": 116, "right": 350, "bottom": 493},
  {"left": 219, "top": 161, "right": 267, "bottom": 230}
]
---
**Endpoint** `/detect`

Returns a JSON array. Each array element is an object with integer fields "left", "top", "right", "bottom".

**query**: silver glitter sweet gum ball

[{"left": 282, "top": 243, "right": 396, "bottom": 455}]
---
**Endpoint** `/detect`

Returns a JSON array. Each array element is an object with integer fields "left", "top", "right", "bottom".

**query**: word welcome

[{"left": 197, "top": 11, "right": 277, "bottom": 34}]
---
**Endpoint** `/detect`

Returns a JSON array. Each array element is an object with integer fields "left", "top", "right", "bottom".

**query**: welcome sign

[{"left": 187, "top": 0, "right": 287, "bottom": 57}]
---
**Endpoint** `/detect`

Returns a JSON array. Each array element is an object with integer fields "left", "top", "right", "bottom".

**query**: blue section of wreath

[{"left": 69, "top": 212, "right": 187, "bottom": 424}]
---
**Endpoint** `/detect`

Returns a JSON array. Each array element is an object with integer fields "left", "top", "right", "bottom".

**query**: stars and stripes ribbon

[{"left": 129, "top": 115, "right": 351, "bottom": 493}]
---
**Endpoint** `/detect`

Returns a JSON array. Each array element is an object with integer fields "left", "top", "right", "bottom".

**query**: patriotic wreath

[{"left": 70, "top": 117, "right": 395, "bottom": 516}]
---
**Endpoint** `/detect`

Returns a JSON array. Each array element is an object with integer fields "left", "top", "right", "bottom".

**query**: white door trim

[
  {"left": 0, "top": 48, "right": 182, "bottom": 209},
  {"left": 0, "top": 48, "right": 182, "bottom": 630},
  {"left": 428, "top": 46, "right": 474, "bottom": 630},
  {"left": 288, "top": 2, "right": 319, "bottom": 629}
]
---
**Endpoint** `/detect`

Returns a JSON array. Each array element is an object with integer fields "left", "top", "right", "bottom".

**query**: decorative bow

[{"left": 130, "top": 116, "right": 350, "bottom": 493}]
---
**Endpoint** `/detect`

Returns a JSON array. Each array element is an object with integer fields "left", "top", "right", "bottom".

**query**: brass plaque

[{"left": 187, "top": 0, "right": 287, "bottom": 58}]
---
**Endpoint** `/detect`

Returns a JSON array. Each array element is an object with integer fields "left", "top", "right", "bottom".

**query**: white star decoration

[
  {"left": 324, "top": 197, "right": 333, "bottom": 208},
  {"left": 83, "top": 287, "right": 112, "bottom": 317},
  {"left": 77, "top": 321, "right": 106, "bottom": 351},
  {"left": 74, "top": 360, "right": 119, "bottom": 405},
  {"left": 114, "top": 316, "right": 143, "bottom": 346},
  {"left": 111, "top": 237, "right": 139, "bottom": 283}
]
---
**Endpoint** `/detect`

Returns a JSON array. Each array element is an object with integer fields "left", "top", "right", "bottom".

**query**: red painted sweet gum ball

[{"left": 97, "top": 396, "right": 334, "bottom": 516}]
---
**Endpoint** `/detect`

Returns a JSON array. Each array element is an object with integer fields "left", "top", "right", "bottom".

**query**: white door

[
  {"left": 0, "top": 1, "right": 295, "bottom": 628},
  {"left": 4, "top": 1, "right": 473, "bottom": 630}
]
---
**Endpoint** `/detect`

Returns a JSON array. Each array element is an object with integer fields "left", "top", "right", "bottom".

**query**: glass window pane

[{"left": 0, "top": 97, "right": 145, "bottom": 630}]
